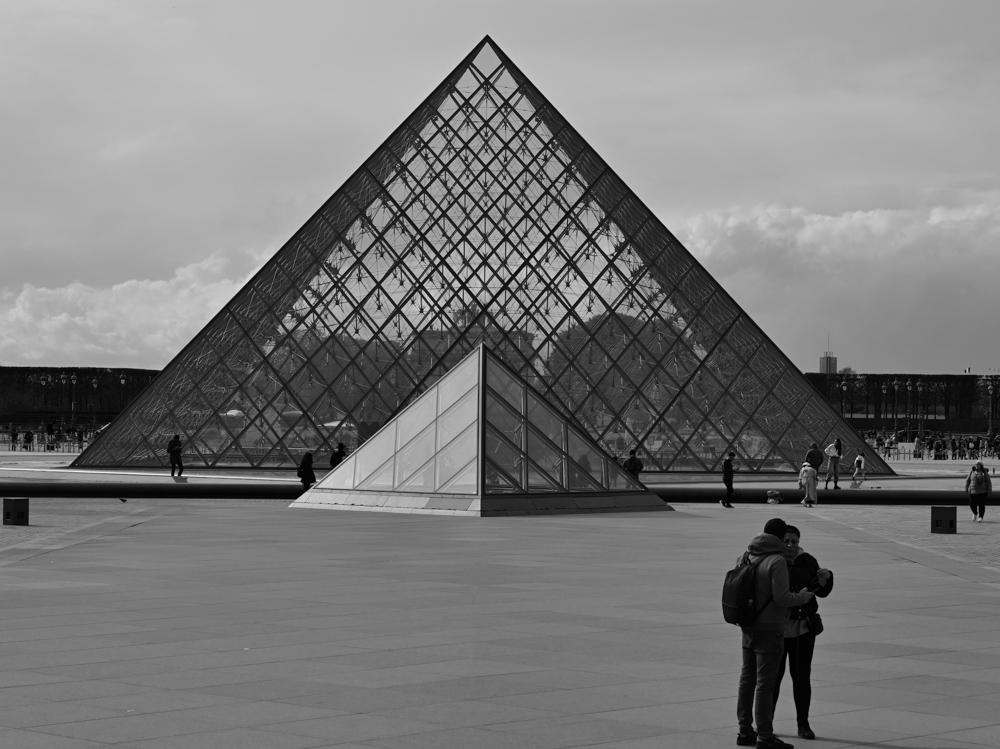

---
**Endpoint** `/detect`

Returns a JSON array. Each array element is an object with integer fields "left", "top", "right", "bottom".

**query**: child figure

[{"left": 853, "top": 453, "right": 866, "bottom": 484}]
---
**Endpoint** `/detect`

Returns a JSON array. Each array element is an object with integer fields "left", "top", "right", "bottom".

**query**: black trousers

[
  {"left": 773, "top": 631, "right": 816, "bottom": 726},
  {"left": 724, "top": 479, "right": 734, "bottom": 501},
  {"left": 969, "top": 495, "right": 986, "bottom": 519}
]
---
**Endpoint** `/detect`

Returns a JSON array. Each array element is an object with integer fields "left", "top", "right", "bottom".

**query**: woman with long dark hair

[
  {"left": 773, "top": 525, "right": 833, "bottom": 740},
  {"left": 297, "top": 452, "right": 316, "bottom": 491}
]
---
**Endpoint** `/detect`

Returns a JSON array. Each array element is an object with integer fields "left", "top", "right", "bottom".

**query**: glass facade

[
  {"left": 73, "top": 37, "right": 891, "bottom": 475},
  {"left": 308, "top": 345, "right": 648, "bottom": 500}
]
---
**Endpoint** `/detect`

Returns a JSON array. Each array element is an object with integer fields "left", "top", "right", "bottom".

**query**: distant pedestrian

[
  {"left": 622, "top": 449, "right": 643, "bottom": 480},
  {"left": 23, "top": 430, "right": 34, "bottom": 451},
  {"left": 329, "top": 442, "right": 347, "bottom": 470},
  {"left": 823, "top": 438, "right": 842, "bottom": 490},
  {"left": 734, "top": 518, "right": 814, "bottom": 749},
  {"left": 8, "top": 426, "right": 17, "bottom": 451},
  {"left": 721, "top": 451, "right": 736, "bottom": 508},
  {"left": 167, "top": 434, "right": 184, "bottom": 477},
  {"left": 798, "top": 462, "right": 818, "bottom": 507},
  {"left": 804, "top": 442, "right": 823, "bottom": 472},
  {"left": 297, "top": 452, "right": 316, "bottom": 490},
  {"left": 965, "top": 461, "right": 992, "bottom": 523},
  {"left": 852, "top": 453, "right": 865, "bottom": 483}
]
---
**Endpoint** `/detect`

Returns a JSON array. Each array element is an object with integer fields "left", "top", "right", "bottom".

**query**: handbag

[{"left": 806, "top": 612, "right": 824, "bottom": 636}]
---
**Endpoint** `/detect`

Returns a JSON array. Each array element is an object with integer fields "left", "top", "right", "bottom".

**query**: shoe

[
  {"left": 737, "top": 730, "right": 758, "bottom": 746},
  {"left": 720, "top": 500, "right": 727, "bottom": 508},
  {"left": 756, "top": 736, "right": 794, "bottom": 749},
  {"left": 798, "top": 723, "right": 815, "bottom": 740},
  {"left": 977, "top": 516, "right": 983, "bottom": 523},
  {"left": 833, "top": 485, "right": 841, "bottom": 490}
]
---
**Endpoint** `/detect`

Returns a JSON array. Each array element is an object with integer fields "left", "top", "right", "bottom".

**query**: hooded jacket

[{"left": 738, "top": 533, "right": 812, "bottom": 632}]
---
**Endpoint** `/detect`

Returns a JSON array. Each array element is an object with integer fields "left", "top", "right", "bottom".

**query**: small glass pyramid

[
  {"left": 292, "top": 345, "right": 666, "bottom": 515},
  {"left": 73, "top": 36, "right": 891, "bottom": 477}
]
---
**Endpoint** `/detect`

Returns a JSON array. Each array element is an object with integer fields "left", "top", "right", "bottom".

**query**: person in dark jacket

[
  {"left": 622, "top": 449, "right": 643, "bottom": 479},
  {"left": 721, "top": 451, "right": 736, "bottom": 508},
  {"left": 773, "top": 525, "right": 834, "bottom": 741},
  {"left": 736, "top": 518, "right": 814, "bottom": 749},
  {"left": 965, "top": 461, "right": 992, "bottom": 522},
  {"left": 167, "top": 434, "right": 183, "bottom": 477},
  {"left": 297, "top": 452, "right": 316, "bottom": 491},
  {"left": 330, "top": 443, "right": 347, "bottom": 470},
  {"left": 804, "top": 442, "right": 823, "bottom": 472}
]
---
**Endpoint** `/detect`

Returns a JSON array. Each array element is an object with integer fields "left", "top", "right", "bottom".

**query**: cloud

[
  {"left": 675, "top": 193, "right": 1000, "bottom": 374},
  {"left": 2, "top": 194, "right": 996, "bottom": 376},
  {"left": 0, "top": 253, "right": 258, "bottom": 368},
  {"left": 100, "top": 122, "right": 186, "bottom": 163}
]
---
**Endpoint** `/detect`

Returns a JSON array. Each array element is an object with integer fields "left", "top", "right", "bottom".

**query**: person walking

[
  {"left": 773, "top": 525, "right": 834, "bottom": 741},
  {"left": 965, "top": 461, "right": 992, "bottom": 522},
  {"left": 735, "top": 518, "right": 814, "bottom": 749},
  {"left": 798, "top": 462, "right": 818, "bottom": 508},
  {"left": 329, "top": 442, "right": 347, "bottom": 470},
  {"left": 721, "top": 451, "right": 736, "bottom": 508},
  {"left": 8, "top": 426, "right": 17, "bottom": 451},
  {"left": 823, "top": 438, "right": 842, "bottom": 490},
  {"left": 804, "top": 442, "right": 823, "bottom": 472},
  {"left": 167, "top": 434, "right": 184, "bottom": 477},
  {"left": 622, "top": 449, "right": 643, "bottom": 480},
  {"left": 297, "top": 452, "right": 317, "bottom": 491}
]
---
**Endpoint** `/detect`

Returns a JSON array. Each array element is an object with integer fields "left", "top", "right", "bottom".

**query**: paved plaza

[{"left": 1, "top": 492, "right": 1000, "bottom": 748}]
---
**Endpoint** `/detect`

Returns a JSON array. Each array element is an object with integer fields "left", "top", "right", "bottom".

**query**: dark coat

[
  {"left": 786, "top": 551, "right": 834, "bottom": 621},
  {"left": 297, "top": 457, "right": 316, "bottom": 485}
]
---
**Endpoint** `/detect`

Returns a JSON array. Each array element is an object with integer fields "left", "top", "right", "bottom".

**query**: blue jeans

[{"left": 738, "top": 629, "right": 784, "bottom": 739}]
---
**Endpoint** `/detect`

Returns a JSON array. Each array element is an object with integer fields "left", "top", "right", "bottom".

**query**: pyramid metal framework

[
  {"left": 293, "top": 345, "right": 664, "bottom": 515},
  {"left": 74, "top": 37, "right": 891, "bottom": 475}
]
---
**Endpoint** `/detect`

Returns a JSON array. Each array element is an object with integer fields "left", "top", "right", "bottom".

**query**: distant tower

[
  {"left": 819, "top": 333, "right": 837, "bottom": 374},
  {"left": 819, "top": 351, "right": 837, "bottom": 374}
]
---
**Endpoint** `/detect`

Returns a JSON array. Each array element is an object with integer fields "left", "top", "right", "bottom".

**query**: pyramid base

[{"left": 291, "top": 488, "right": 671, "bottom": 516}]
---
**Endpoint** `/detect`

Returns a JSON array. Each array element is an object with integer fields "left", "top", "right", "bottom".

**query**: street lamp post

[
  {"left": 119, "top": 373, "right": 126, "bottom": 412},
  {"left": 91, "top": 377, "right": 98, "bottom": 429},
  {"left": 906, "top": 379, "right": 913, "bottom": 442},
  {"left": 60, "top": 372, "right": 68, "bottom": 432},
  {"left": 989, "top": 381, "right": 995, "bottom": 437},
  {"left": 840, "top": 379, "right": 848, "bottom": 418},
  {"left": 916, "top": 379, "right": 924, "bottom": 440},
  {"left": 70, "top": 373, "right": 77, "bottom": 430},
  {"left": 881, "top": 382, "right": 888, "bottom": 434},
  {"left": 893, "top": 379, "right": 900, "bottom": 438}
]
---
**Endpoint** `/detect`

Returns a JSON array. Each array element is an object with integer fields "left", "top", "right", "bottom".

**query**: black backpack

[{"left": 722, "top": 550, "right": 780, "bottom": 626}]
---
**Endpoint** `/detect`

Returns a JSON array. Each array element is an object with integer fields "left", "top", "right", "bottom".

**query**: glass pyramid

[
  {"left": 292, "top": 345, "right": 664, "bottom": 515},
  {"left": 73, "top": 36, "right": 891, "bottom": 476}
]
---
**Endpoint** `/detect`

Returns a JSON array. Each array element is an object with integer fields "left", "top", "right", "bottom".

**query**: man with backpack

[{"left": 730, "top": 518, "right": 814, "bottom": 749}]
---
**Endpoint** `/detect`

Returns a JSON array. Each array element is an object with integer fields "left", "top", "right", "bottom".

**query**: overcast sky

[{"left": 1, "top": 0, "right": 998, "bottom": 374}]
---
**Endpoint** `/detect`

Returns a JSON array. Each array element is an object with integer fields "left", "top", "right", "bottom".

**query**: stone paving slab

[{"left": 0, "top": 500, "right": 1000, "bottom": 747}]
